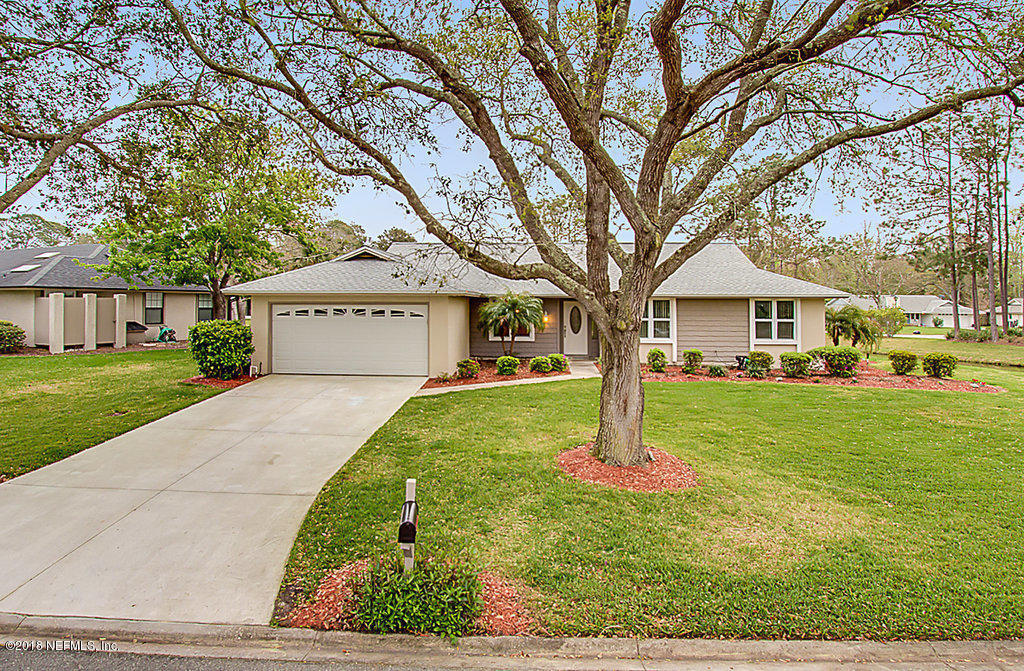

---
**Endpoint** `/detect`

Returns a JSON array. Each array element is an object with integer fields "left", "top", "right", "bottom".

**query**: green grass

[
  {"left": 897, "top": 325, "right": 951, "bottom": 335},
  {"left": 0, "top": 350, "right": 220, "bottom": 479},
  {"left": 880, "top": 337, "right": 1024, "bottom": 367},
  {"left": 281, "top": 364, "right": 1024, "bottom": 640}
]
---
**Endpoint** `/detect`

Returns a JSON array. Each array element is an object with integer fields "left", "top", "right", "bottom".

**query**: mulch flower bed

[
  {"left": 640, "top": 361, "right": 1004, "bottom": 394},
  {"left": 283, "top": 561, "right": 535, "bottom": 635},
  {"left": 558, "top": 443, "right": 699, "bottom": 493},
  {"left": 2, "top": 342, "right": 190, "bottom": 357},
  {"left": 422, "top": 360, "right": 570, "bottom": 389},
  {"left": 180, "top": 375, "right": 256, "bottom": 389}
]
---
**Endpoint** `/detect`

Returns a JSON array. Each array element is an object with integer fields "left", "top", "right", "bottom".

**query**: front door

[{"left": 562, "top": 301, "right": 589, "bottom": 356}]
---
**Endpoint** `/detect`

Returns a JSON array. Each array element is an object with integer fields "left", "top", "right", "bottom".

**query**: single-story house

[
  {"left": 0, "top": 243, "right": 213, "bottom": 350},
  {"left": 225, "top": 241, "right": 845, "bottom": 377},
  {"left": 829, "top": 294, "right": 975, "bottom": 329}
]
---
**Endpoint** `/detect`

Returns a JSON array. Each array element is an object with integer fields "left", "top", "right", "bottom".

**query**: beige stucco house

[
  {"left": 226, "top": 241, "right": 845, "bottom": 377},
  {"left": 0, "top": 243, "right": 213, "bottom": 352}
]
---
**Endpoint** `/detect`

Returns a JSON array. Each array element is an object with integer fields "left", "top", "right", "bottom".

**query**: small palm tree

[
  {"left": 478, "top": 291, "right": 545, "bottom": 356},
  {"left": 826, "top": 305, "right": 883, "bottom": 355}
]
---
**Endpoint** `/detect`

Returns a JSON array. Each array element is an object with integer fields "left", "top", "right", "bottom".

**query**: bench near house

[{"left": 226, "top": 241, "right": 846, "bottom": 377}]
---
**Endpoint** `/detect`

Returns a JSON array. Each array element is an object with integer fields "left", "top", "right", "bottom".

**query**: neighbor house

[
  {"left": 829, "top": 294, "right": 975, "bottom": 329},
  {"left": 0, "top": 243, "right": 212, "bottom": 351},
  {"left": 225, "top": 241, "right": 845, "bottom": 377}
]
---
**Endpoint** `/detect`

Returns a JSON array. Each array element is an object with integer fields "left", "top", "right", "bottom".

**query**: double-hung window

[
  {"left": 197, "top": 294, "right": 214, "bottom": 321},
  {"left": 640, "top": 299, "right": 672, "bottom": 340},
  {"left": 753, "top": 300, "right": 796, "bottom": 341},
  {"left": 489, "top": 323, "right": 535, "bottom": 342},
  {"left": 144, "top": 292, "right": 164, "bottom": 325}
]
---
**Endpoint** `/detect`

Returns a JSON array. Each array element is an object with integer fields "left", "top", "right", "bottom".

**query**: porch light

[{"left": 543, "top": 313, "right": 551, "bottom": 325}]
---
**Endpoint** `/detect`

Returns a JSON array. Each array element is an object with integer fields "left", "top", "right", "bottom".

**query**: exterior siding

[
  {"left": 0, "top": 289, "right": 37, "bottom": 345},
  {"left": 675, "top": 299, "right": 749, "bottom": 364},
  {"left": 469, "top": 297, "right": 561, "bottom": 359}
]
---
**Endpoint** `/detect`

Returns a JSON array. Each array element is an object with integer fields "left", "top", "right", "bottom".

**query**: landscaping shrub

[
  {"left": 681, "top": 348, "right": 703, "bottom": 373},
  {"left": 807, "top": 345, "right": 831, "bottom": 361},
  {"left": 434, "top": 371, "right": 455, "bottom": 383},
  {"left": 353, "top": 554, "right": 481, "bottom": 637},
  {"left": 529, "top": 355, "right": 552, "bottom": 373},
  {"left": 0, "top": 320, "right": 26, "bottom": 353},
  {"left": 707, "top": 364, "right": 727, "bottom": 377},
  {"left": 948, "top": 328, "right": 990, "bottom": 342},
  {"left": 456, "top": 358, "right": 480, "bottom": 379},
  {"left": 1007, "top": 327, "right": 1023, "bottom": 338},
  {"left": 188, "top": 320, "right": 254, "bottom": 380},
  {"left": 495, "top": 356, "right": 520, "bottom": 375},
  {"left": 779, "top": 351, "right": 811, "bottom": 378},
  {"left": 646, "top": 347, "right": 667, "bottom": 373},
  {"left": 932, "top": 317, "right": 944, "bottom": 327},
  {"left": 888, "top": 350, "right": 918, "bottom": 375},
  {"left": 746, "top": 350, "right": 773, "bottom": 378},
  {"left": 547, "top": 353, "right": 568, "bottom": 372},
  {"left": 922, "top": 352, "right": 957, "bottom": 378},
  {"left": 817, "top": 345, "right": 861, "bottom": 378}
]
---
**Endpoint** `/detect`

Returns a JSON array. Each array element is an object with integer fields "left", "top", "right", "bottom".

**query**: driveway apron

[{"left": 0, "top": 375, "right": 423, "bottom": 625}]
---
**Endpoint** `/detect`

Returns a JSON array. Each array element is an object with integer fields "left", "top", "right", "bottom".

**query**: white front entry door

[{"left": 562, "top": 301, "right": 589, "bottom": 356}]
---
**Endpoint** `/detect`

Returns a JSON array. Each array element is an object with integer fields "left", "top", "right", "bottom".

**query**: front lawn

[
  {"left": 879, "top": 336, "right": 1024, "bottom": 367},
  {"left": 0, "top": 350, "right": 220, "bottom": 479},
  {"left": 897, "top": 325, "right": 951, "bottom": 335},
  {"left": 281, "top": 364, "right": 1024, "bottom": 639}
]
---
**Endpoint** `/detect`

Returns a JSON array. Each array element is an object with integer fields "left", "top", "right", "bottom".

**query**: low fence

[{"left": 32, "top": 293, "right": 127, "bottom": 354}]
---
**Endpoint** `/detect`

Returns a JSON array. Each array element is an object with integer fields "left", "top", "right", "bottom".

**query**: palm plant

[
  {"left": 826, "top": 305, "right": 883, "bottom": 356},
  {"left": 478, "top": 291, "right": 545, "bottom": 356}
]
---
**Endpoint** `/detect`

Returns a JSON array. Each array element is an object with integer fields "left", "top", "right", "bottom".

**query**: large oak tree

[{"left": 155, "top": 0, "right": 1022, "bottom": 465}]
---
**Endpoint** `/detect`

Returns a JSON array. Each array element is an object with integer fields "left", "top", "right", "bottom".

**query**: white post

[
  {"left": 400, "top": 478, "right": 417, "bottom": 573},
  {"left": 83, "top": 293, "right": 97, "bottom": 351},
  {"left": 113, "top": 293, "right": 127, "bottom": 349},
  {"left": 48, "top": 293, "right": 64, "bottom": 355}
]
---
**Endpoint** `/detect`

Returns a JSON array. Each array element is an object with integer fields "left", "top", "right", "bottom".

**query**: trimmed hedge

[
  {"left": 779, "top": 351, "right": 812, "bottom": 378},
  {"left": 188, "top": 320, "right": 254, "bottom": 380},
  {"left": 0, "top": 320, "right": 26, "bottom": 353},
  {"left": 888, "top": 350, "right": 918, "bottom": 375},
  {"left": 681, "top": 348, "right": 703, "bottom": 373},
  {"left": 529, "top": 355, "right": 552, "bottom": 373},
  {"left": 922, "top": 352, "right": 957, "bottom": 378},
  {"left": 647, "top": 347, "right": 667, "bottom": 373},
  {"left": 456, "top": 358, "right": 480, "bottom": 379},
  {"left": 547, "top": 353, "right": 568, "bottom": 372},
  {"left": 813, "top": 345, "right": 861, "bottom": 378},
  {"left": 495, "top": 356, "right": 520, "bottom": 375},
  {"left": 746, "top": 350, "right": 773, "bottom": 378},
  {"left": 707, "top": 364, "right": 727, "bottom": 378}
]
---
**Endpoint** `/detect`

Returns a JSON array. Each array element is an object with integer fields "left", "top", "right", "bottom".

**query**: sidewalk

[
  {"left": 1, "top": 614, "right": 1022, "bottom": 670},
  {"left": 415, "top": 360, "right": 600, "bottom": 396}
]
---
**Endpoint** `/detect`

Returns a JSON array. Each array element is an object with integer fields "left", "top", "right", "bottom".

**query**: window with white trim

[
  {"left": 144, "top": 292, "right": 164, "bottom": 324},
  {"left": 488, "top": 323, "right": 535, "bottom": 342},
  {"left": 753, "top": 300, "right": 796, "bottom": 341},
  {"left": 197, "top": 294, "right": 213, "bottom": 321},
  {"left": 640, "top": 299, "right": 672, "bottom": 340}
]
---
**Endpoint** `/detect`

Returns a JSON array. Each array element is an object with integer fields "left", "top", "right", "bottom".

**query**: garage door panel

[{"left": 272, "top": 303, "right": 428, "bottom": 375}]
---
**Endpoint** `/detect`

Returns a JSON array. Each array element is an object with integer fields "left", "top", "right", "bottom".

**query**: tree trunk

[
  {"left": 946, "top": 136, "right": 961, "bottom": 337},
  {"left": 592, "top": 330, "right": 649, "bottom": 467},
  {"left": 212, "top": 287, "right": 228, "bottom": 320},
  {"left": 986, "top": 163, "right": 997, "bottom": 342}
]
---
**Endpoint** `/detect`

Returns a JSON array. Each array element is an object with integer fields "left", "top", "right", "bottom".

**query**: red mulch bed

[
  {"left": 641, "top": 361, "right": 1004, "bottom": 393},
  {"left": 422, "top": 360, "right": 570, "bottom": 389},
  {"left": 558, "top": 443, "right": 699, "bottom": 493},
  {"left": 283, "top": 562, "right": 535, "bottom": 635},
  {"left": 181, "top": 375, "right": 256, "bottom": 389}
]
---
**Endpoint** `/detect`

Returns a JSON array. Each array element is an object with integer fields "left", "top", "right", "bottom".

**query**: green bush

[
  {"left": 353, "top": 554, "right": 482, "bottom": 637},
  {"left": 707, "top": 364, "right": 727, "bottom": 377},
  {"left": 647, "top": 347, "right": 667, "bottom": 373},
  {"left": 681, "top": 348, "right": 703, "bottom": 373},
  {"left": 529, "top": 355, "right": 552, "bottom": 373},
  {"left": 188, "top": 320, "right": 254, "bottom": 380},
  {"left": 547, "top": 353, "right": 568, "bottom": 372},
  {"left": 888, "top": 350, "right": 918, "bottom": 375},
  {"left": 434, "top": 371, "right": 455, "bottom": 383},
  {"left": 932, "top": 317, "right": 944, "bottom": 327},
  {"left": 495, "top": 355, "right": 520, "bottom": 375},
  {"left": 948, "top": 328, "right": 990, "bottom": 342},
  {"left": 0, "top": 320, "right": 26, "bottom": 353},
  {"left": 779, "top": 351, "right": 812, "bottom": 378},
  {"left": 1007, "top": 327, "right": 1024, "bottom": 338},
  {"left": 807, "top": 345, "right": 831, "bottom": 361},
  {"left": 456, "top": 358, "right": 480, "bottom": 379},
  {"left": 922, "top": 352, "right": 957, "bottom": 378},
  {"left": 816, "top": 345, "right": 861, "bottom": 378},
  {"left": 746, "top": 350, "right": 773, "bottom": 377}
]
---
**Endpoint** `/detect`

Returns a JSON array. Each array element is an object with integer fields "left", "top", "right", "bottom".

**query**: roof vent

[
  {"left": 34, "top": 252, "right": 59, "bottom": 259},
  {"left": 10, "top": 264, "right": 41, "bottom": 272}
]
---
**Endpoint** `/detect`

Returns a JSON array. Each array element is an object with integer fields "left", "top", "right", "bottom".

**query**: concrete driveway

[{"left": 0, "top": 374, "right": 423, "bottom": 625}]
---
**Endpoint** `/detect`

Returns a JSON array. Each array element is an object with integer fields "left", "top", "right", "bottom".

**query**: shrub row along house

[
  {"left": 226, "top": 241, "right": 845, "bottom": 376},
  {"left": 0, "top": 244, "right": 212, "bottom": 352}
]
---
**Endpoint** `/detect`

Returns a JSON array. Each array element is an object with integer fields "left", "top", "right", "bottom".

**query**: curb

[{"left": 2, "top": 613, "right": 1024, "bottom": 668}]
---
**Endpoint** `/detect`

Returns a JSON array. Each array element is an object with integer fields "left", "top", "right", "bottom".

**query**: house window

[
  {"left": 144, "top": 292, "right": 164, "bottom": 324},
  {"left": 488, "top": 323, "right": 536, "bottom": 342},
  {"left": 640, "top": 299, "right": 672, "bottom": 340},
  {"left": 753, "top": 299, "right": 796, "bottom": 341},
  {"left": 197, "top": 294, "right": 213, "bottom": 321}
]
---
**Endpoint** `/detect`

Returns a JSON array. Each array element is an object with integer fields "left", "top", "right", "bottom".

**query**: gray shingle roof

[
  {"left": 0, "top": 244, "right": 207, "bottom": 292},
  {"left": 226, "top": 241, "right": 845, "bottom": 299}
]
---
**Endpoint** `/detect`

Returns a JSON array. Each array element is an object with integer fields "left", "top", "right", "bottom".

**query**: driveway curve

[{"left": 0, "top": 375, "right": 423, "bottom": 625}]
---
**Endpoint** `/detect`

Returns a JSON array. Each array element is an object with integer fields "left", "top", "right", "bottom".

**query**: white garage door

[{"left": 272, "top": 304, "right": 428, "bottom": 375}]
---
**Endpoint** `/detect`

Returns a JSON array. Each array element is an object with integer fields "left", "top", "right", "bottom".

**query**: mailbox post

[{"left": 398, "top": 478, "right": 417, "bottom": 573}]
